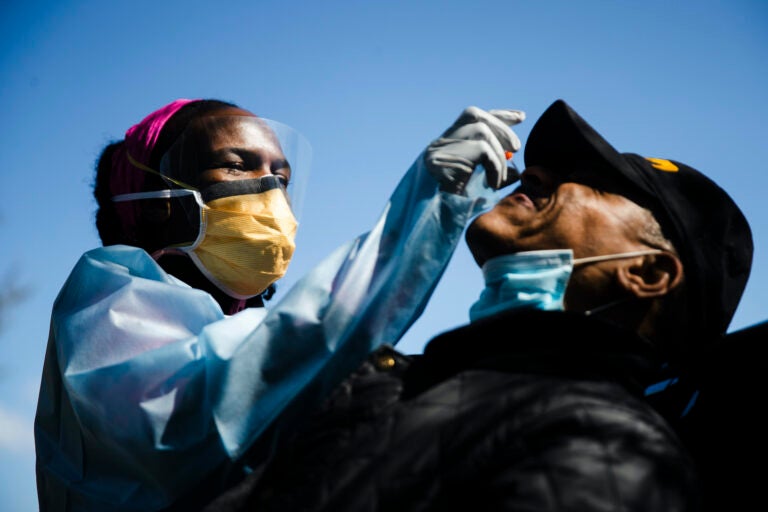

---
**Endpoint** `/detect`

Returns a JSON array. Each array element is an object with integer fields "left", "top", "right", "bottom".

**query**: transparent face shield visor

[{"left": 151, "top": 115, "right": 311, "bottom": 248}]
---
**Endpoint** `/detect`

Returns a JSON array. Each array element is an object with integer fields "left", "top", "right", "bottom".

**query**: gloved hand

[{"left": 425, "top": 106, "right": 525, "bottom": 194}]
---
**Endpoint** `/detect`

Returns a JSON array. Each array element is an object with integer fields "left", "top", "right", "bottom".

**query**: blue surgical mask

[{"left": 469, "top": 248, "right": 663, "bottom": 322}]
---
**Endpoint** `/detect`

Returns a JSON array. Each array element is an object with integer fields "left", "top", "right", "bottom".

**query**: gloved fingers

[
  {"left": 478, "top": 108, "right": 524, "bottom": 188},
  {"left": 429, "top": 135, "right": 507, "bottom": 190},
  {"left": 425, "top": 142, "right": 475, "bottom": 193},
  {"left": 442, "top": 120, "right": 509, "bottom": 189},
  {"left": 426, "top": 106, "right": 526, "bottom": 193},
  {"left": 487, "top": 109, "right": 525, "bottom": 188},
  {"left": 488, "top": 109, "right": 527, "bottom": 129},
  {"left": 427, "top": 138, "right": 488, "bottom": 172},
  {"left": 446, "top": 106, "right": 524, "bottom": 153}
]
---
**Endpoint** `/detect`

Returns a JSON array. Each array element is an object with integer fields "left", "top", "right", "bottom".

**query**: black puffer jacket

[{"left": 203, "top": 309, "right": 700, "bottom": 511}]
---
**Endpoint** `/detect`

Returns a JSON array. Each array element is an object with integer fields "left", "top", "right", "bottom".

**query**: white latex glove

[{"left": 425, "top": 106, "right": 526, "bottom": 194}]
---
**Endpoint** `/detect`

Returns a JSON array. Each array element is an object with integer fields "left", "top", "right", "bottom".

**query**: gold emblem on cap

[
  {"left": 645, "top": 157, "right": 679, "bottom": 172},
  {"left": 375, "top": 354, "right": 396, "bottom": 370}
]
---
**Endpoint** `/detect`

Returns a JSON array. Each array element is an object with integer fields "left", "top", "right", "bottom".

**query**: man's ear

[{"left": 617, "top": 252, "right": 683, "bottom": 298}]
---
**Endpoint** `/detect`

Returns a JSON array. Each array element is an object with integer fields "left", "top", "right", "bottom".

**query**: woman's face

[
  {"left": 151, "top": 107, "right": 293, "bottom": 249},
  {"left": 163, "top": 107, "right": 291, "bottom": 190}
]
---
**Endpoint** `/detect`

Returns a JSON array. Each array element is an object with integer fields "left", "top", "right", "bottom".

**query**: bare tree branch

[{"left": 0, "top": 265, "right": 32, "bottom": 336}]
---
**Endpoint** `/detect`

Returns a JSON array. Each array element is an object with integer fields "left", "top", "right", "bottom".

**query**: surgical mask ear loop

[
  {"left": 573, "top": 249, "right": 663, "bottom": 266},
  {"left": 573, "top": 249, "right": 664, "bottom": 317},
  {"left": 583, "top": 296, "right": 634, "bottom": 317}
]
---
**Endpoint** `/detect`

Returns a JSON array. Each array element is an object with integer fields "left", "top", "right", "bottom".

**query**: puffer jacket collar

[{"left": 403, "top": 309, "right": 666, "bottom": 400}]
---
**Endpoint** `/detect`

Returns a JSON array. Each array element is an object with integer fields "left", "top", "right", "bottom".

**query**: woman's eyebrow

[{"left": 202, "top": 147, "right": 262, "bottom": 162}]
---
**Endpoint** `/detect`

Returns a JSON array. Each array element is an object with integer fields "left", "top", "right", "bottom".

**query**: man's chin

[{"left": 465, "top": 218, "right": 513, "bottom": 267}]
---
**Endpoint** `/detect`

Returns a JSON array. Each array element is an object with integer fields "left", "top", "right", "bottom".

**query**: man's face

[{"left": 466, "top": 165, "right": 653, "bottom": 268}]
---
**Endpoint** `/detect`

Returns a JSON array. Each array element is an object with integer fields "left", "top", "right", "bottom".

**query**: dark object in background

[{"left": 677, "top": 320, "right": 768, "bottom": 511}]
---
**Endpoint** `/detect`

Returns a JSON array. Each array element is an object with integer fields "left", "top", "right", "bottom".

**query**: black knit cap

[{"left": 524, "top": 99, "right": 753, "bottom": 342}]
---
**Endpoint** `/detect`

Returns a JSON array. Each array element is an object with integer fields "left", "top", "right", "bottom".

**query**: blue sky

[{"left": 1, "top": 1, "right": 766, "bottom": 509}]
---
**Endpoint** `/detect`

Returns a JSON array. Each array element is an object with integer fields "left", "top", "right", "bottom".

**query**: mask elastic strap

[
  {"left": 111, "top": 188, "right": 206, "bottom": 261},
  {"left": 577, "top": 249, "right": 664, "bottom": 317},
  {"left": 112, "top": 188, "right": 199, "bottom": 202},
  {"left": 573, "top": 249, "right": 663, "bottom": 266},
  {"left": 126, "top": 151, "right": 197, "bottom": 191},
  {"left": 150, "top": 247, "right": 187, "bottom": 261}
]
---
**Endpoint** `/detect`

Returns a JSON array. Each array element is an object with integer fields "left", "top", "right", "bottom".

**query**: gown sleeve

[{"left": 34, "top": 155, "right": 498, "bottom": 511}]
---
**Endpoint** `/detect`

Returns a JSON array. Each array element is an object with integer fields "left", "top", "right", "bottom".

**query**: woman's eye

[
  {"left": 224, "top": 162, "right": 245, "bottom": 171},
  {"left": 275, "top": 174, "right": 289, "bottom": 187}
]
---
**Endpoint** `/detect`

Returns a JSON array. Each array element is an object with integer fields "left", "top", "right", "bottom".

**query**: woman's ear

[
  {"left": 135, "top": 198, "right": 173, "bottom": 252},
  {"left": 617, "top": 252, "right": 684, "bottom": 299},
  {"left": 140, "top": 199, "right": 172, "bottom": 224}
]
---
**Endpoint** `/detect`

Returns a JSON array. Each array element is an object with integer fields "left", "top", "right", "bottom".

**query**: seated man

[{"left": 199, "top": 99, "right": 752, "bottom": 512}]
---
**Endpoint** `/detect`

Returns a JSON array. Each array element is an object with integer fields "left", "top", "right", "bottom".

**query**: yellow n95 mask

[
  {"left": 114, "top": 175, "right": 297, "bottom": 299},
  {"left": 188, "top": 176, "right": 297, "bottom": 299}
]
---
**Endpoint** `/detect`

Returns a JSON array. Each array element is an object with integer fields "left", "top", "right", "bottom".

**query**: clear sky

[{"left": 1, "top": 1, "right": 766, "bottom": 509}]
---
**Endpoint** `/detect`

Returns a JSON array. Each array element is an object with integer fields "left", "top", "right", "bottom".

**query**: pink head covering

[{"left": 110, "top": 98, "right": 199, "bottom": 239}]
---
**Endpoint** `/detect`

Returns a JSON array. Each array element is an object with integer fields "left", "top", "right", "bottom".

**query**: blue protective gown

[{"left": 34, "top": 156, "right": 497, "bottom": 511}]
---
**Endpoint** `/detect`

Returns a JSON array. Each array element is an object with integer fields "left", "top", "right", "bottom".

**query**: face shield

[
  {"left": 110, "top": 114, "right": 311, "bottom": 297},
  {"left": 147, "top": 115, "right": 311, "bottom": 249}
]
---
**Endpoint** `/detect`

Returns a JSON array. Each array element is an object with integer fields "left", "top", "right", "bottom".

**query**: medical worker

[{"left": 34, "top": 99, "right": 525, "bottom": 511}]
